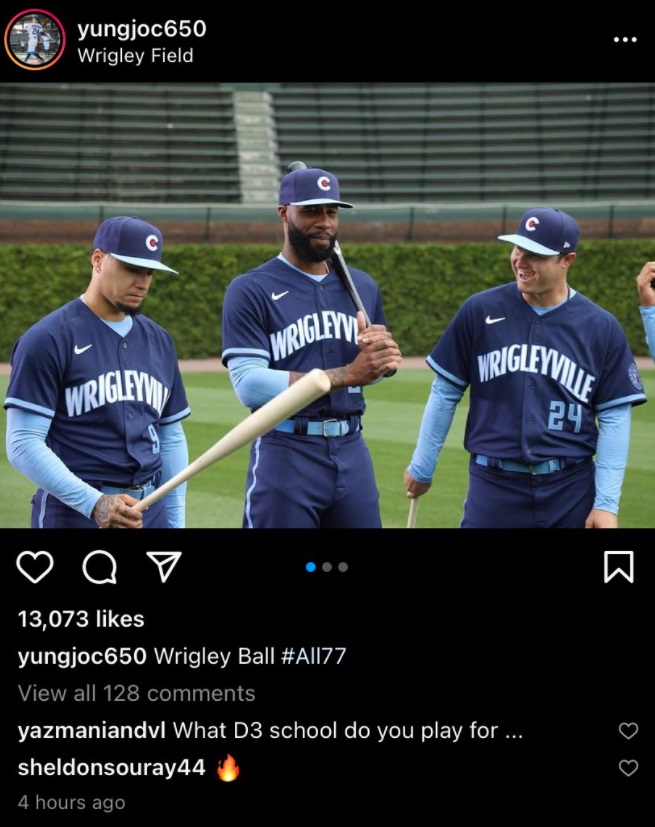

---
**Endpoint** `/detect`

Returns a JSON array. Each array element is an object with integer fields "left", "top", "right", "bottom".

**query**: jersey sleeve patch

[{"left": 628, "top": 362, "right": 644, "bottom": 392}]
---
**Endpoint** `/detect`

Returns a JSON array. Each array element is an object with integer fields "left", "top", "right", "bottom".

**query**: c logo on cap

[
  {"left": 524, "top": 217, "right": 540, "bottom": 232},
  {"left": 145, "top": 234, "right": 159, "bottom": 251},
  {"left": 317, "top": 176, "right": 331, "bottom": 192}
]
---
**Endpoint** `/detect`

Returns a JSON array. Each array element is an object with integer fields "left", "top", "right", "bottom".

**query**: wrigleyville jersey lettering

[
  {"left": 65, "top": 370, "right": 170, "bottom": 416},
  {"left": 270, "top": 310, "right": 358, "bottom": 359},
  {"left": 477, "top": 343, "right": 596, "bottom": 403}
]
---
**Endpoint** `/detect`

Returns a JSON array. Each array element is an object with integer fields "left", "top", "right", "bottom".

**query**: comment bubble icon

[{"left": 82, "top": 550, "right": 117, "bottom": 585}]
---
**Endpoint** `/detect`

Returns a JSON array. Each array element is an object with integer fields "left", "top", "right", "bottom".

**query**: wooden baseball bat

[
  {"left": 331, "top": 241, "right": 396, "bottom": 378},
  {"left": 332, "top": 239, "right": 372, "bottom": 326},
  {"left": 406, "top": 497, "right": 419, "bottom": 529},
  {"left": 132, "top": 368, "right": 331, "bottom": 513}
]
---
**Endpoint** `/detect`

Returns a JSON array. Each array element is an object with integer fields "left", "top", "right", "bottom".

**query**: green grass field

[{"left": 1, "top": 368, "right": 653, "bottom": 528}]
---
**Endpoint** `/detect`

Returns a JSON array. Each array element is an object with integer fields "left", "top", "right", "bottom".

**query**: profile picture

[{"left": 4, "top": 9, "right": 65, "bottom": 70}]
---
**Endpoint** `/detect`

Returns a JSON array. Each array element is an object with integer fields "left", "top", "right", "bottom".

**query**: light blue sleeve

[
  {"left": 408, "top": 375, "right": 465, "bottom": 483},
  {"left": 5, "top": 408, "right": 102, "bottom": 517},
  {"left": 227, "top": 355, "right": 290, "bottom": 408},
  {"left": 160, "top": 420, "right": 188, "bottom": 529},
  {"left": 593, "top": 404, "right": 632, "bottom": 514},
  {"left": 640, "top": 305, "right": 655, "bottom": 364}
]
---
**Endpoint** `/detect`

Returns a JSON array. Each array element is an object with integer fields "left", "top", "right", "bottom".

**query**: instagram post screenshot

[
  {"left": 1, "top": 6, "right": 652, "bottom": 817},
  {"left": 4, "top": 539, "right": 651, "bottom": 817}
]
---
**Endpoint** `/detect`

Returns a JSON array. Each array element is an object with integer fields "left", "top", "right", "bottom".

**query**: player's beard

[
  {"left": 287, "top": 222, "right": 335, "bottom": 263},
  {"left": 114, "top": 302, "right": 143, "bottom": 317}
]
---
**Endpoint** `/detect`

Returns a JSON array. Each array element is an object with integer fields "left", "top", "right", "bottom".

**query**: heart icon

[
  {"left": 16, "top": 550, "right": 54, "bottom": 584},
  {"left": 619, "top": 722, "right": 638, "bottom": 740},
  {"left": 618, "top": 760, "right": 638, "bottom": 777}
]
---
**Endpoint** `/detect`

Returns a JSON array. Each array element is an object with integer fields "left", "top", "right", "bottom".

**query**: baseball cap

[
  {"left": 279, "top": 167, "right": 354, "bottom": 208},
  {"left": 498, "top": 207, "right": 580, "bottom": 256},
  {"left": 92, "top": 215, "right": 178, "bottom": 273}
]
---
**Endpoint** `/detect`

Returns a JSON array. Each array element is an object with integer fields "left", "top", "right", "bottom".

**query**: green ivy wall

[{"left": 1, "top": 240, "right": 653, "bottom": 362}]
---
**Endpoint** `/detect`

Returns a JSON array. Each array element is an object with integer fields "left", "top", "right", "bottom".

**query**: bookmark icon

[{"left": 603, "top": 551, "right": 634, "bottom": 583}]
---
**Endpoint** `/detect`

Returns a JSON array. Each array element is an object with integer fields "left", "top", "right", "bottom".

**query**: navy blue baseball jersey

[
  {"left": 429, "top": 283, "right": 647, "bottom": 462},
  {"left": 221, "top": 255, "right": 387, "bottom": 417},
  {"left": 221, "top": 254, "right": 388, "bottom": 528},
  {"left": 5, "top": 298, "right": 190, "bottom": 485}
]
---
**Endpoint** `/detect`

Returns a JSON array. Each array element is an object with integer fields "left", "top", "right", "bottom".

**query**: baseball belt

[
  {"left": 98, "top": 480, "right": 157, "bottom": 500},
  {"left": 274, "top": 417, "right": 361, "bottom": 437},
  {"left": 474, "top": 455, "right": 589, "bottom": 476}
]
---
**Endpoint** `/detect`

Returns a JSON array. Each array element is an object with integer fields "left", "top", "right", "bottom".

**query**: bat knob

[
  {"left": 384, "top": 368, "right": 398, "bottom": 378},
  {"left": 287, "top": 161, "right": 308, "bottom": 172}
]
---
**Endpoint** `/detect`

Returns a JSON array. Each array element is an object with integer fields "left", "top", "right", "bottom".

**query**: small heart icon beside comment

[
  {"left": 16, "top": 550, "right": 54, "bottom": 584},
  {"left": 618, "top": 760, "right": 638, "bottom": 777},
  {"left": 618, "top": 722, "right": 638, "bottom": 740}
]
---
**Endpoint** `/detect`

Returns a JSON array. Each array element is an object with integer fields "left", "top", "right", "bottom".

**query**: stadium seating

[
  {"left": 0, "top": 81, "right": 653, "bottom": 205},
  {"left": 0, "top": 83, "right": 240, "bottom": 202},
  {"left": 272, "top": 82, "right": 655, "bottom": 202}
]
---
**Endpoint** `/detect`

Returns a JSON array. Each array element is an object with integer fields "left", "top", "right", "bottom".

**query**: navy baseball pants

[
  {"left": 461, "top": 458, "right": 596, "bottom": 528},
  {"left": 243, "top": 430, "right": 382, "bottom": 528}
]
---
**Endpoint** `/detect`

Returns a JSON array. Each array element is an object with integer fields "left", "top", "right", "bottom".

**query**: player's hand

[
  {"left": 404, "top": 469, "right": 432, "bottom": 498},
  {"left": 92, "top": 494, "right": 144, "bottom": 529},
  {"left": 584, "top": 508, "right": 618, "bottom": 529},
  {"left": 636, "top": 261, "right": 655, "bottom": 306},
  {"left": 353, "top": 311, "right": 402, "bottom": 381},
  {"left": 352, "top": 336, "right": 402, "bottom": 382},
  {"left": 356, "top": 310, "right": 394, "bottom": 344}
]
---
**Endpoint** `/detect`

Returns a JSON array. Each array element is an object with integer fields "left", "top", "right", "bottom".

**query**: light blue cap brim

[
  {"left": 497, "top": 234, "right": 560, "bottom": 256},
  {"left": 288, "top": 198, "right": 354, "bottom": 208},
  {"left": 111, "top": 253, "right": 178, "bottom": 274}
]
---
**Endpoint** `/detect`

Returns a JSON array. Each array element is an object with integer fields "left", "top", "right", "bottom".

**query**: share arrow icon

[{"left": 146, "top": 551, "right": 182, "bottom": 583}]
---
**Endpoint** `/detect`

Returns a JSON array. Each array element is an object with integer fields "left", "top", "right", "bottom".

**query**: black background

[
  {"left": 4, "top": 530, "right": 651, "bottom": 818},
  {"left": 2, "top": 6, "right": 653, "bottom": 83}
]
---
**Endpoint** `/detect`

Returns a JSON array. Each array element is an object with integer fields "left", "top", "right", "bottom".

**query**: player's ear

[
  {"left": 561, "top": 252, "right": 576, "bottom": 269},
  {"left": 91, "top": 248, "right": 104, "bottom": 271},
  {"left": 278, "top": 205, "right": 288, "bottom": 223}
]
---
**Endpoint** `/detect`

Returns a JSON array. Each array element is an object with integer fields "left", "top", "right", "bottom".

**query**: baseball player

[
  {"left": 404, "top": 207, "right": 647, "bottom": 529},
  {"left": 23, "top": 15, "right": 45, "bottom": 63},
  {"left": 221, "top": 165, "right": 402, "bottom": 528},
  {"left": 636, "top": 261, "right": 655, "bottom": 365},
  {"left": 41, "top": 29, "right": 52, "bottom": 58},
  {"left": 4, "top": 216, "right": 191, "bottom": 529}
]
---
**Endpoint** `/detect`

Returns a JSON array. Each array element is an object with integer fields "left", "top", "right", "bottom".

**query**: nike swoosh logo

[
  {"left": 74, "top": 344, "right": 93, "bottom": 354},
  {"left": 271, "top": 291, "right": 289, "bottom": 301},
  {"left": 485, "top": 316, "right": 506, "bottom": 325}
]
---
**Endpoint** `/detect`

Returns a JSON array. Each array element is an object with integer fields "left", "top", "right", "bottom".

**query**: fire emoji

[{"left": 216, "top": 754, "right": 240, "bottom": 782}]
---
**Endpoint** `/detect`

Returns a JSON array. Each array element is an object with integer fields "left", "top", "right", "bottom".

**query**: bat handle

[
  {"left": 331, "top": 243, "right": 397, "bottom": 377},
  {"left": 407, "top": 497, "right": 419, "bottom": 528}
]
